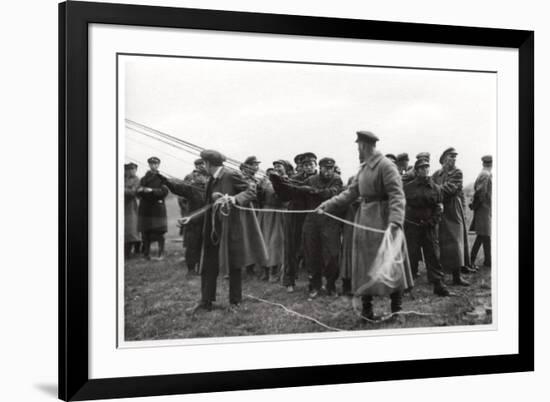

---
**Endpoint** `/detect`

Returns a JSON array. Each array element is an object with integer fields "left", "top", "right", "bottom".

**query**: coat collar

[{"left": 362, "top": 150, "right": 384, "bottom": 169}]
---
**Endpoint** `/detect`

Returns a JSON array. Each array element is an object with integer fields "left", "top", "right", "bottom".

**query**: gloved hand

[{"left": 211, "top": 192, "right": 224, "bottom": 201}]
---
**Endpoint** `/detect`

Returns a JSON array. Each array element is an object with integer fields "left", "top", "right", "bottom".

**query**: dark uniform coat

[
  {"left": 403, "top": 176, "right": 445, "bottom": 281},
  {"left": 124, "top": 174, "right": 140, "bottom": 243},
  {"left": 432, "top": 167, "right": 471, "bottom": 271},
  {"left": 322, "top": 151, "right": 413, "bottom": 296},
  {"left": 470, "top": 169, "right": 492, "bottom": 236},
  {"left": 137, "top": 171, "right": 169, "bottom": 235},
  {"left": 202, "top": 167, "right": 268, "bottom": 275}
]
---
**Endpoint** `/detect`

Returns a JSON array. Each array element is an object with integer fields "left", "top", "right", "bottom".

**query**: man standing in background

[
  {"left": 470, "top": 155, "right": 493, "bottom": 269},
  {"left": 124, "top": 162, "right": 141, "bottom": 258},
  {"left": 432, "top": 148, "right": 471, "bottom": 285},
  {"left": 179, "top": 158, "right": 208, "bottom": 275},
  {"left": 138, "top": 157, "right": 169, "bottom": 261}
]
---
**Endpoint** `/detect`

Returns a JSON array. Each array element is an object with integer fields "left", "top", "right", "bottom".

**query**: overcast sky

[{"left": 124, "top": 56, "right": 496, "bottom": 184}]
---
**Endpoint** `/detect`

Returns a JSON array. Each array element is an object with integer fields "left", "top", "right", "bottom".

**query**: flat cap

[
  {"left": 194, "top": 158, "right": 205, "bottom": 165},
  {"left": 319, "top": 157, "right": 336, "bottom": 168},
  {"left": 414, "top": 159, "right": 430, "bottom": 169},
  {"left": 244, "top": 155, "right": 261, "bottom": 165},
  {"left": 481, "top": 155, "right": 493, "bottom": 164},
  {"left": 294, "top": 154, "right": 304, "bottom": 164},
  {"left": 200, "top": 149, "right": 226, "bottom": 166},
  {"left": 147, "top": 156, "right": 161, "bottom": 164},
  {"left": 124, "top": 162, "right": 138, "bottom": 169},
  {"left": 396, "top": 153, "right": 409, "bottom": 162},
  {"left": 439, "top": 147, "right": 458, "bottom": 164},
  {"left": 355, "top": 130, "right": 379, "bottom": 143},
  {"left": 416, "top": 152, "right": 431, "bottom": 161},
  {"left": 301, "top": 152, "right": 317, "bottom": 162}
]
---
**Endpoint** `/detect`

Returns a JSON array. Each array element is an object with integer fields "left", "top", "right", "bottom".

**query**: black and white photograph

[{"left": 120, "top": 54, "right": 495, "bottom": 342}]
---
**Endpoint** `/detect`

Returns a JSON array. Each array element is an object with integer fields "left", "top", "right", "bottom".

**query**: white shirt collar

[{"left": 212, "top": 166, "right": 223, "bottom": 179}]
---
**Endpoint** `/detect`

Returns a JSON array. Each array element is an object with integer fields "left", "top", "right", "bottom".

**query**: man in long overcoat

[
  {"left": 124, "top": 163, "right": 141, "bottom": 258},
  {"left": 469, "top": 155, "right": 492, "bottom": 268},
  {"left": 160, "top": 150, "right": 268, "bottom": 312},
  {"left": 317, "top": 131, "right": 413, "bottom": 320},
  {"left": 431, "top": 147, "right": 471, "bottom": 285},
  {"left": 137, "top": 157, "right": 169, "bottom": 260}
]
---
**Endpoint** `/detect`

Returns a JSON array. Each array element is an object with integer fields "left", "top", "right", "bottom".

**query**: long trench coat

[
  {"left": 469, "top": 169, "right": 492, "bottom": 236},
  {"left": 202, "top": 167, "right": 268, "bottom": 275},
  {"left": 432, "top": 166, "right": 471, "bottom": 272},
  {"left": 323, "top": 151, "right": 413, "bottom": 296},
  {"left": 339, "top": 176, "right": 361, "bottom": 279},
  {"left": 124, "top": 174, "right": 140, "bottom": 243},
  {"left": 257, "top": 179, "right": 286, "bottom": 267},
  {"left": 137, "top": 171, "right": 169, "bottom": 235}
]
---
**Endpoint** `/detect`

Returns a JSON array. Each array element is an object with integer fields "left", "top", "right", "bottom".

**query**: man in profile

[
  {"left": 161, "top": 150, "right": 267, "bottom": 312},
  {"left": 317, "top": 131, "right": 413, "bottom": 320}
]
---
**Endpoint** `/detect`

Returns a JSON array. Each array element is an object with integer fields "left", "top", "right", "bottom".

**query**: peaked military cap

[
  {"left": 319, "top": 157, "right": 336, "bottom": 168},
  {"left": 294, "top": 154, "right": 304, "bottom": 164},
  {"left": 147, "top": 156, "right": 161, "bottom": 164},
  {"left": 396, "top": 153, "right": 409, "bottom": 162},
  {"left": 124, "top": 162, "right": 138, "bottom": 169},
  {"left": 416, "top": 152, "right": 431, "bottom": 161},
  {"left": 200, "top": 149, "right": 226, "bottom": 166},
  {"left": 272, "top": 159, "right": 286, "bottom": 166},
  {"left": 439, "top": 147, "right": 458, "bottom": 164},
  {"left": 301, "top": 152, "right": 317, "bottom": 162},
  {"left": 481, "top": 155, "right": 493, "bottom": 164},
  {"left": 414, "top": 159, "right": 430, "bottom": 169},
  {"left": 194, "top": 158, "right": 205, "bottom": 165},
  {"left": 385, "top": 153, "right": 397, "bottom": 162},
  {"left": 244, "top": 155, "right": 261, "bottom": 165},
  {"left": 355, "top": 130, "right": 379, "bottom": 143}
]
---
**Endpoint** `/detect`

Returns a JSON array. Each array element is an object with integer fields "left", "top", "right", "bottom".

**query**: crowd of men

[{"left": 124, "top": 130, "right": 492, "bottom": 320}]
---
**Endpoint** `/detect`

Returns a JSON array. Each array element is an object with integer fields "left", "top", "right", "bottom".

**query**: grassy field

[{"left": 124, "top": 235, "right": 492, "bottom": 341}]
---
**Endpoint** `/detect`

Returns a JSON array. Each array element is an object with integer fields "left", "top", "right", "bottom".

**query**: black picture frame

[{"left": 59, "top": 1, "right": 534, "bottom": 400}]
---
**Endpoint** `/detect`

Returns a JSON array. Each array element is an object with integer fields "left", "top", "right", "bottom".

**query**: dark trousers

[
  {"left": 184, "top": 222, "right": 202, "bottom": 272},
  {"left": 471, "top": 235, "right": 491, "bottom": 266},
  {"left": 362, "top": 291, "right": 403, "bottom": 313},
  {"left": 283, "top": 213, "right": 305, "bottom": 286},
  {"left": 142, "top": 231, "right": 165, "bottom": 257},
  {"left": 302, "top": 214, "right": 340, "bottom": 292},
  {"left": 201, "top": 240, "right": 242, "bottom": 305},
  {"left": 405, "top": 222, "right": 444, "bottom": 283}
]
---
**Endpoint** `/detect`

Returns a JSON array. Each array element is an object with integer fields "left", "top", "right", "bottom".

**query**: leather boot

[
  {"left": 433, "top": 280, "right": 450, "bottom": 296},
  {"left": 452, "top": 272, "right": 470, "bottom": 286}
]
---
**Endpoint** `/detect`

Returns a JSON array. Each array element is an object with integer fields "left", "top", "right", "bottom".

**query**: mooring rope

[{"left": 244, "top": 294, "right": 346, "bottom": 332}]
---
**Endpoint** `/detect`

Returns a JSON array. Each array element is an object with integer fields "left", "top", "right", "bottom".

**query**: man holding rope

[
  {"left": 160, "top": 150, "right": 268, "bottom": 313},
  {"left": 316, "top": 131, "right": 414, "bottom": 321}
]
